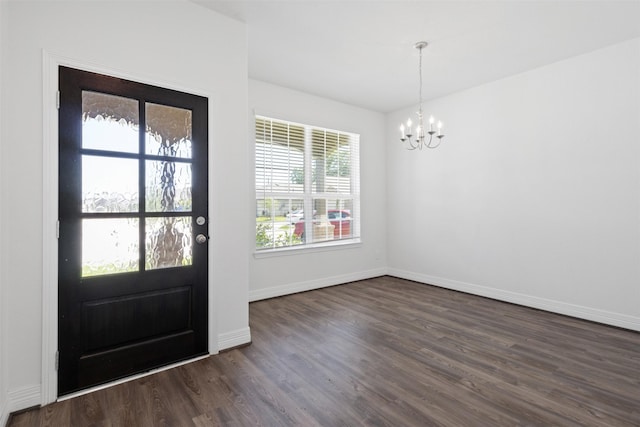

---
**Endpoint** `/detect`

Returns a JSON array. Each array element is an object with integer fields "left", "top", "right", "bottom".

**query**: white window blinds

[{"left": 255, "top": 116, "right": 360, "bottom": 250}]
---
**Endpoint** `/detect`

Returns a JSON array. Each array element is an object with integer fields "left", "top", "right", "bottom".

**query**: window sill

[{"left": 253, "top": 238, "right": 362, "bottom": 259}]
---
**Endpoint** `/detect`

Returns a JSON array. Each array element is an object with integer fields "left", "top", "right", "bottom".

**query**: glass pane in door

[
  {"left": 82, "top": 155, "right": 139, "bottom": 213},
  {"left": 145, "top": 103, "right": 192, "bottom": 158},
  {"left": 82, "top": 218, "right": 139, "bottom": 277},
  {"left": 145, "top": 160, "right": 192, "bottom": 212},
  {"left": 82, "top": 91, "right": 139, "bottom": 153},
  {"left": 145, "top": 217, "right": 193, "bottom": 270}
]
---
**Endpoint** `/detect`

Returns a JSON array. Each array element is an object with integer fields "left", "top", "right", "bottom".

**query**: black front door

[{"left": 58, "top": 66, "right": 209, "bottom": 395}]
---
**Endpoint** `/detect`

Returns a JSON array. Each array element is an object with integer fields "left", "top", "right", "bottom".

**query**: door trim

[{"left": 42, "top": 50, "right": 218, "bottom": 405}]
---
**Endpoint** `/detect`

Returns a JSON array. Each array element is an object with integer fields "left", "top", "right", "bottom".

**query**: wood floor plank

[{"left": 8, "top": 276, "right": 640, "bottom": 426}]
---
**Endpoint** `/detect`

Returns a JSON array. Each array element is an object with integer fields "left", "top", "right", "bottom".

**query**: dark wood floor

[{"left": 9, "top": 276, "right": 640, "bottom": 426}]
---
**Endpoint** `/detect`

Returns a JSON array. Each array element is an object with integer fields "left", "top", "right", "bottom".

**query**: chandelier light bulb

[{"left": 398, "top": 41, "right": 446, "bottom": 150}]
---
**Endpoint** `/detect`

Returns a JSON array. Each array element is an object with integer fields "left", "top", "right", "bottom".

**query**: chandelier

[{"left": 399, "top": 41, "right": 445, "bottom": 150}]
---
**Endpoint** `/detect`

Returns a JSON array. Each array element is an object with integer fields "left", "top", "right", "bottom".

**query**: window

[{"left": 255, "top": 116, "right": 360, "bottom": 250}]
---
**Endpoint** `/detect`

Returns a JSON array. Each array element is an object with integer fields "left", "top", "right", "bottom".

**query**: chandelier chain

[{"left": 418, "top": 44, "right": 423, "bottom": 116}]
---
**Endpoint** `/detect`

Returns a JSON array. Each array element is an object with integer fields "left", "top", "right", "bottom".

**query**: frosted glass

[
  {"left": 82, "top": 218, "right": 139, "bottom": 277},
  {"left": 146, "top": 217, "right": 193, "bottom": 270},
  {"left": 83, "top": 155, "right": 139, "bottom": 213},
  {"left": 82, "top": 91, "right": 139, "bottom": 153},
  {"left": 145, "top": 160, "right": 192, "bottom": 212},
  {"left": 145, "top": 103, "right": 192, "bottom": 158}
]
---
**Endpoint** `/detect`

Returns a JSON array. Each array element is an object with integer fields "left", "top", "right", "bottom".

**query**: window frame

[{"left": 254, "top": 115, "right": 361, "bottom": 253}]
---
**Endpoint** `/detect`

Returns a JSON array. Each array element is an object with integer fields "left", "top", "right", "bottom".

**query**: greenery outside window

[{"left": 255, "top": 116, "right": 360, "bottom": 250}]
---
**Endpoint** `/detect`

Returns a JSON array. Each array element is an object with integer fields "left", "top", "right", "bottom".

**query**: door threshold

[{"left": 57, "top": 354, "right": 210, "bottom": 402}]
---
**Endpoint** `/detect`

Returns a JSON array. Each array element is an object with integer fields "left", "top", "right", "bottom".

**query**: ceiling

[{"left": 193, "top": 0, "right": 640, "bottom": 113}]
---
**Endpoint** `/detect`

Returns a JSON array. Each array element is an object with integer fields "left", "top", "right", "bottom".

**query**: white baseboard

[
  {"left": 217, "top": 327, "right": 252, "bottom": 351},
  {"left": 249, "top": 267, "right": 388, "bottom": 302},
  {"left": 3, "top": 385, "right": 41, "bottom": 423},
  {"left": 388, "top": 268, "right": 640, "bottom": 332}
]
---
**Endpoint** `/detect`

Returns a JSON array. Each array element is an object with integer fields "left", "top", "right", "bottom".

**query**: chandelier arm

[{"left": 426, "top": 136, "right": 442, "bottom": 149}]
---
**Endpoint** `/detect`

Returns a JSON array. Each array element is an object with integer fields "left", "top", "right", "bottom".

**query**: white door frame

[{"left": 41, "top": 50, "right": 218, "bottom": 404}]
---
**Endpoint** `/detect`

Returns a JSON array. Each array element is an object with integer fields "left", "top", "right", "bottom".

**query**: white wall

[
  {"left": 249, "top": 80, "right": 387, "bottom": 300},
  {"left": 0, "top": 0, "right": 8, "bottom": 424},
  {"left": 1, "top": 0, "right": 250, "bottom": 413},
  {"left": 387, "top": 38, "right": 640, "bottom": 331}
]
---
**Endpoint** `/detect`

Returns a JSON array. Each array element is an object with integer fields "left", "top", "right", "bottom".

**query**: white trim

[
  {"left": 387, "top": 269, "right": 640, "bottom": 332},
  {"left": 41, "top": 50, "right": 218, "bottom": 406},
  {"left": 0, "top": 23, "right": 6, "bottom": 427},
  {"left": 1, "top": 3, "right": 8, "bottom": 425},
  {"left": 217, "top": 327, "right": 252, "bottom": 350},
  {"left": 207, "top": 94, "right": 218, "bottom": 355},
  {"left": 41, "top": 49, "right": 60, "bottom": 407},
  {"left": 249, "top": 268, "right": 388, "bottom": 302},
  {"left": 0, "top": 401, "right": 7, "bottom": 427},
  {"left": 57, "top": 354, "right": 209, "bottom": 402},
  {"left": 254, "top": 239, "right": 361, "bottom": 258}
]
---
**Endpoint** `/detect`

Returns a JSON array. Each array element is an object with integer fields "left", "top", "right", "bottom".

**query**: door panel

[
  {"left": 58, "top": 66, "right": 208, "bottom": 395},
  {"left": 81, "top": 286, "right": 192, "bottom": 351}
]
